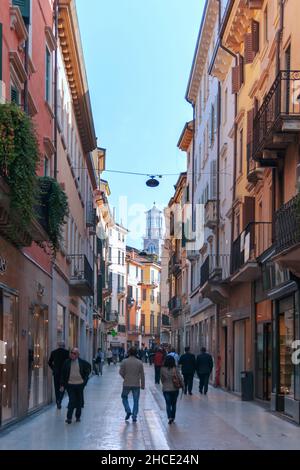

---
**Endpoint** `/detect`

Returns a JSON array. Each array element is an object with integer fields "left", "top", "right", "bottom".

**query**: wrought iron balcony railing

[
  {"left": 68, "top": 254, "right": 94, "bottom": 296},
  {"left": 231, "top": 222, "right": 273, "bottom": 275},
  {"left": 168, "top": 296, "right": 182, "bottom": 314},
  {"left": 275, "top": 195, "right": 300, "bottom": 253},
  {"left": 200, "top": 255, "right": 231, "bottom": 288},
  {"left": 253, "top": 70, "right": 300, "bottom": 160}
]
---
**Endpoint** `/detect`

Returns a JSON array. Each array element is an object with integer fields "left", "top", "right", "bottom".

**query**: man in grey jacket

[{"left": 119, "top": 347, "right": 145, "bottom": 422}]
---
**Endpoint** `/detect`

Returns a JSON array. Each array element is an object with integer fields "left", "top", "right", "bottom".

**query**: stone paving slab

[{"left": 0, "top": 364, "right": 300, "bottom": 450}]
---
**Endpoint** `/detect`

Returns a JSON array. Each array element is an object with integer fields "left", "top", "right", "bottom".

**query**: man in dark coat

[
  {"left": 48, "top": 341, "right": 69, "bottom": 409},
  {"left": 60, "top": 348, "right": 91, "bottom": 424},
  {"left": 196, "top": 347, "right": 213, "bottom": 395},
  {"left": 179, "top": 346, "right": 196, "bottom": 395}
]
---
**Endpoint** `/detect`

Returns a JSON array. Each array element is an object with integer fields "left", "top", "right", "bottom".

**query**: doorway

[
  {"left": 256, "top": 322, "right": 272, "bottom": 400},
  {"left": 28, "top": 305, "right": 49, "bottom": 411},
  {"left": 0, "top": 289, "right": 18, "bottom": 426}
]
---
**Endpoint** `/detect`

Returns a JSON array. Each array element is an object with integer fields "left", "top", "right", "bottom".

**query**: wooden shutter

[
  {"left": 252, "top": 20, "right": 260, "bottom": 54},
  {"left": 247, "top": 0, "right": 263, "bottom": 9},
  {"left": 13, "top": 0, "right": 30, "bottom": 24},
  {"left": 0, "top": 23, "right": 2, "bottom": 82},
  {"left": 243, "top": 196, "right": 255, "bottom": 229},
  {"left": 210, "top": 160, "right": 217, "bottom": 200},
  {"left": 245, "top": 33, "right": 255, "bottom": 64},
  {"left": 232, "top": 65, "right": 240, "bottom": 94},
  {"left": 247, "top": 108, "right": 254, "bottom": 145},
  {"left": 239, "top": 54, "right": 244, "bottom": 86}
]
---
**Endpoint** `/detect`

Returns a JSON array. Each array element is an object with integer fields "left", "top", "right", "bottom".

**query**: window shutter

[
  {"left": 239, "top": 55, "right": 244, "bottom": 86},
  {"left": 13, "top": 0, "right": 30, "bottom": 24},
  {"left": 247, "top": 108, "right": 254, "bottom": 145},
  {"left": 243, "top": 196, "right": 255, "bottom": 229},
  {"left": 252, "top": 20, "right": 260, "bottom": 54},
  {"left": 0, "top": 23, "right": 2, "bottom": 82},
  {"left": 210, "top": 160, "right": 217, "bottom": 200},
  {"left": 11, "top": 86, "right": 19, "bottom": 105},
  {"left": 232, "top": 65, "right": 240, "bottom": 94},
  {"left": 245, "top": 33, "right": 255, "bottom": 64}
]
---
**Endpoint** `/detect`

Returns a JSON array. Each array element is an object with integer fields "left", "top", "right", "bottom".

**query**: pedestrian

[
  {"left": 94, "top": 348, "right": 104, "bottom": 376},
  {"left": 167, "top": 347, "right": 180, "bottom": 366},
  {"left": 106, "top": 348, "right": 113, "bottom": 365},
  {"left": 160, "top": 355, "right": 184, "bottom": 424},
  {"left": 119, "top": 347, "right": 145, "bottom": 423},
  {"left": 178, "top": 346, "right": 196, "bottom": 395},
  {"left": 112, "top": 347, "right": 119, "bottom": 365},
  {"left": 60, "top": 348, "right": 91, "bottom": 424},
  {"left": 48, "top": 341, "right": 69, "bottom": 409},
  {"left": 153, "top": 347, "right": 165, "bottom": 384},
  {"left": 196, "top": 347, "right": 214, "bottom": 395}
]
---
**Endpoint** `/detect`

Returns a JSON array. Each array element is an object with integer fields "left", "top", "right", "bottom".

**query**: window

[
  {"left": 122, "top": 252, "right": 125, "bottom": 266},
  {"left": 143, "top": 290, "right": 147, "bottom": 301},
  {"left": 45, "top": 47, "right": 51, "bottom": 103},
  {"left": 264, "top": 6, "right": 268, "bottom": 44},
  {"left": 118, "top": 231, "right": 121, "bottom": 241},
  {"left": 10, "top": 84, "right": 20, "bottom": 105},
  {"left": 224, "top": 88, "right": 228, "bottom": 124},
  {"left": 118, "top": 250, "right": 121, "bottom": 265},
  {"left": 57, "top": 304, "right": 65, "bottom": 342},
  {"left": 239, "top": 128, "right": 243, "bottom": 175},
  {"left": 109, "top": 247, "right": 112, "bottom": 262},
  {"left": 136, "top": 266, "right": 139, "bottom": 278},
  {"left": 44, "top": 157, "right": 49, "bottom": 177}
]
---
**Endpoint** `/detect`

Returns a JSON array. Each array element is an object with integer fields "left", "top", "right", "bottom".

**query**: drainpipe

[
  {"left": 54, "top": 0, "right": 59, "bottom": 180},
  {"left": 191, "top": 103, "right": 196, "bottom": 236}
]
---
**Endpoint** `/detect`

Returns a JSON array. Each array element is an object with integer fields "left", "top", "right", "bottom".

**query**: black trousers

[
  {"left": 53, "top": 373, "right": 64, "bottom": 404},
  {"left": 66, "top": 384, "right": 84, "bottom": 420},
  {"left": 154, "top": 366, "right": 161, "bottom": 384},
  {"left": 183, "top": 373, "right": 194, "bottom": 394},
  {"left": 198, "top": 373, "right": 209, "bottom": 394}
]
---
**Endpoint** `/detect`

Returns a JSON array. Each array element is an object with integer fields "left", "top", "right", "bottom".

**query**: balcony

[
  {"left": 162, "top": 314, "right": 171, "bottom": 328},
  {"left": 247, "top": 143, "right": 264, "bottom": 184},
  {"left": 86, "top": 202, "right": 97, "bottom": 232},
  {"left": 253, "top": 71, "right": 300, "bottom": 163},
  {"left": 231, "top": 222, "right": 273, "bottom": 283},
  {"left": 127, "top": 324, "right": 141, "bottom": 335},
  {"left": 117, "top": 286, "right": 126, "bottom": 297},
  {"left": 0, "top": 176, "right": 50, "bottom": 247},
  {"left": 169, "top": 253, "right": 181, "bottom": 277},
  {"left": 204, "top": 200, "right": 217, "bottom": 229},
  {"left": 199, "top": 255, "right": 231, "bottom": 305},
  {"left": 274, "top": 195, "right": 300, "bottom": 276},
  {"left": 168, "top": 296, "right": 182, "bottom": 316},
  {"left": 68, "top": 254, "right": 94, "bottom": 296}
]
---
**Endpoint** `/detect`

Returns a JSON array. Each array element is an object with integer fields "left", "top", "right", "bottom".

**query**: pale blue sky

[{"left": 76, "top": 0, "right": 204, "bottom": 247}]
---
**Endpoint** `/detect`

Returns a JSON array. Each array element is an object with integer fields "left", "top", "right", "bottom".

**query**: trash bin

[{"left": 241, "top": 371, "right": 254, "bottom": 401}]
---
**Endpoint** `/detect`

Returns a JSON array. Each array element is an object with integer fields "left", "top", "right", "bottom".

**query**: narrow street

[{"left": 1, "top": 364, "right": 300, "bottom": 451}]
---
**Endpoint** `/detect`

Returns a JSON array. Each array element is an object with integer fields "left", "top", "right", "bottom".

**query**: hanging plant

[
  {"left": 0, "top": 103, "right": 39, "bottom": 230},
  {"left": 38, "top": 176, "right": 69, "bottom": 252}
]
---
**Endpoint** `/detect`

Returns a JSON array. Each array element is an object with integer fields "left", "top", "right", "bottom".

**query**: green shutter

[
  {"left": 13, "top": 0, "right": 30, "bottom": 24},
  {"left": 0, "top": 23, "right": 2, "bottom": 81},
  {"left": 11, "top": 86, "right": 19, "bottom": 105}
]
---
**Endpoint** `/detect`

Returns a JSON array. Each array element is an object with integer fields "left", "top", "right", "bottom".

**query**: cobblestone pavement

[{"left": 1, "top": 363, "right": 300, "bottom": 450}]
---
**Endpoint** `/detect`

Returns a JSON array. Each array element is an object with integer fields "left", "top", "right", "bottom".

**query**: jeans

[
  {"left": 163, "top": 390, "right": 179, "bottom": 419},
  {"left": 183, "top": 373, "right": 194, "bottom": 394},
  {"left": 66, "top": 384, "right": 84, "bottom": 420},
  {"left": 198, "top": 373, "right": 209, "bottom": 394},
  {"left": 121, "top": 387, "right": 140, "bottom": 418}
]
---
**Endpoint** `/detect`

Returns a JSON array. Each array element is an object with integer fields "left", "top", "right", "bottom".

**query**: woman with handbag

[{"left": 160, "top": 355, "right": 184, "bottom": 424}]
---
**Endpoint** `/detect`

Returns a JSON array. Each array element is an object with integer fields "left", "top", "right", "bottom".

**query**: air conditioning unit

[{"left": 0, "top": 81, "right": 6, "bottom": 104}]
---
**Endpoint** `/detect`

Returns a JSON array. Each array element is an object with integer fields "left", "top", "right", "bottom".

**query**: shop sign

[{"left": 0, "top": 255, "right": 7, "bottom": 276}]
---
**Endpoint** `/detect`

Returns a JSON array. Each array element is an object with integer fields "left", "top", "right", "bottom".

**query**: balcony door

[{"left": 0, "top": 289, "right": 18, "bottom": 426}]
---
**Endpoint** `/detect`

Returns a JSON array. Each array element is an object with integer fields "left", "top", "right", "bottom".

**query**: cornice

[{"left": 58, "top": 0, "right": 96, "bottom": 154}]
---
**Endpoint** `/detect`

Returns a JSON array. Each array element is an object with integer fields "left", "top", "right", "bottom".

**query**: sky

[{"left": 76, "top": 0, "right": 204, "bottom": 248}]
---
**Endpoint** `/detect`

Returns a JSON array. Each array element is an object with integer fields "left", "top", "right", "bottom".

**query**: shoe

[
  {"left": 57, "top": 403, "right": 62, "bottom": 410},
  {"left": 199, "top": 390, "right": 203, "bottom": 394},
  {"left": 76, "top": 418, "right": 81, "bottom": 422},
  {"left": 125, "top": 412, "right": 132, "bottom": 421},
  {"left": 189, "top": 392, "right": 193, "bottom": 395},
  {"left": 65, "top": 419, "right": 72, "bottom": 424},
  {"left": 168, "top": 418, "right": 173, "bottom": 424},
  {"left": 132, "top": 416, "right": 137, "bottom": 422}
]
